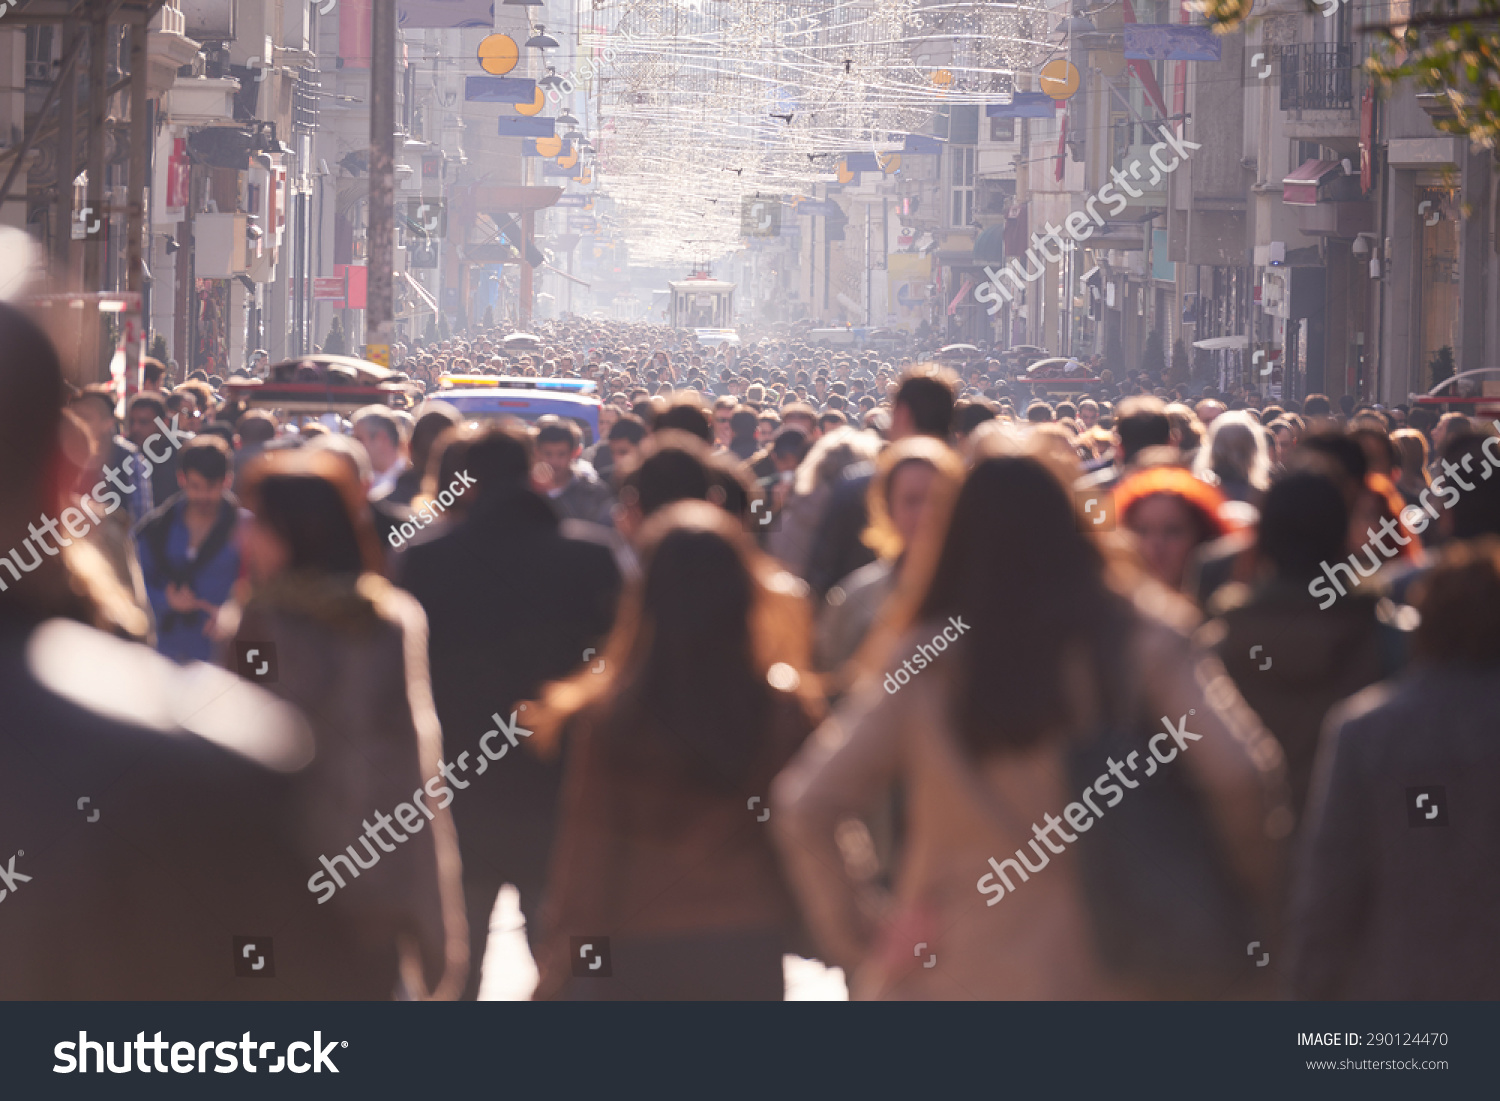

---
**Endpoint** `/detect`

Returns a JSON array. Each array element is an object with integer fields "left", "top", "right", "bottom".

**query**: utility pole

[
  {"left": 82, "top": 14, "right": 108, "bottom": 379},
  {"left": 366, "top": 0, "right": 396, "bottom": 365},
  {"left": 124, "top": 19, "right": 149, "bottom": 389},
  {"left": 865, "top": 201, "right": 872, "bottom": 326},
  {"left": 52, "top": 24, "right": 80, "bottom": 280}
]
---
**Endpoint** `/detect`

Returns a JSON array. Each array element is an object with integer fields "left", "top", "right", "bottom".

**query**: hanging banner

[
  {"left": 465, "top": 76, "right": 539, "bottom": 103},
  {"left": 986, "top": 92, "right": 1059, "bottom": 118},
  {"left": 497, "top": 116, "right": 556, "bottom": 138},
  {"left": 397, "top": 0, "right": 493, "bottom": 29},
  {"left": 1123, "top": 24, "right": 1223, "bottom": 61}
]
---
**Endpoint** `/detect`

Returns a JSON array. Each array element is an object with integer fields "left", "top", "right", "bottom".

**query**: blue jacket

[{"left": 133, "top": 494, "right": 241, "bottom": 663}]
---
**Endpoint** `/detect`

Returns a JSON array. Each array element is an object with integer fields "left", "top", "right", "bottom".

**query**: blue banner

[
  {"left": 985, "top": 92, "right": 1059, "bottom": 119},
  {"left": 465, "top": 76, "right": 539, "bottom": 103},
  {"left": 789, "top": 198, "right": 843, "bottom": 218},
  {"left": 1124, "top": 24, "right": 1223, "bottom": 61},
  {"left": 497, "top": 116, "right": 555, "bottom": 138},
  {"left": 903, "top": 133, "right": 944, "bottom": 154}
]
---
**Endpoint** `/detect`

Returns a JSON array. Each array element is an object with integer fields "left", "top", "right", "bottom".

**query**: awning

[
  {"left": 973, "top": 223, "right": 1006, "bottom": 264},
  {"left": 1282, "top": 159, "right": 1341, "bottom": 206},
  {"left": 1192, "top": 334, "right": 1249, "bottom": 351}
]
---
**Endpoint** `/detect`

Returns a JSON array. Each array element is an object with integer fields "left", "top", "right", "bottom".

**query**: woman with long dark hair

[
  {"left": 531, "top": 501, "right": 817, "bottom": 1000},
  {"left": 223, "top": 448, "right": 468, "bottom": 999},
  {"left": 773, "top": 434, "right": 1290, "bottom": 999}
]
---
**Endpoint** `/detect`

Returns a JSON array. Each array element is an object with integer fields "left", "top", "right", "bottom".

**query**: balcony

[
  {"left": 1281, "top": 43, "right": 1353, "bottom": 111},
  {"left": 1279, "top": 43, "right": 1359, "bottom": 147}
]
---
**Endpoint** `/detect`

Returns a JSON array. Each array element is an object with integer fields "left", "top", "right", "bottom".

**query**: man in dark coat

[{"left": 397, "top": 422, "right": 621, "bottom": 999}]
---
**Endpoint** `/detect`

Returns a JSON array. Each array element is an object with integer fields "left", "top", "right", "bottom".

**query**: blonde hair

[{"left": 1392, "top": 428, "right": 1431, "bottom": 488}]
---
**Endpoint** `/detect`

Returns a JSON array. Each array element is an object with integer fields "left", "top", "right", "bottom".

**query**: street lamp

[{"left": 1051, "top": 14, "right": 1097, "bottom": 40}]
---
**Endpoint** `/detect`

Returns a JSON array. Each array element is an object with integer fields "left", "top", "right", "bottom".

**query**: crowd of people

[{"left": 3, "top": 297, "right": 1497, "bottom": 1001}]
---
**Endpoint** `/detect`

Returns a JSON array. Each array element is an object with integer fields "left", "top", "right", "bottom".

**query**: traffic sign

[{"left": 1039, "top": 59, "right": 1080, "bottom": 100}]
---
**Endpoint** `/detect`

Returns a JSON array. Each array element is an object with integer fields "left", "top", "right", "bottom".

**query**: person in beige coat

[
  {"left": 222, "top": 448, "right": 468, "bottom": 999},
  {"left": 773, "top": 439, "right": 1292, "bottom": 1000}
]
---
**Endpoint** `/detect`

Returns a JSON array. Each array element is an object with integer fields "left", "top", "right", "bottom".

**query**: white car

[{"left": 694, "top": 328, "right": 741, "bottom": 347}]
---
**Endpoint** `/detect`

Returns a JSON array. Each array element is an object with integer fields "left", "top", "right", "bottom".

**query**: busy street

[{"left": 1, "top": 0, "right": 1498, "bottom": 1092}]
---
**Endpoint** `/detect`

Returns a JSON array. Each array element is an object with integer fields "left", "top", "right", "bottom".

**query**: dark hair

[
  {"left": 600, "top": 503, "right": 774, "bottom": 788},
  {"left": 430, "top": 420, "right": 532, "bottom": 503},
  {"left": 609, "top": 413, "right": 649, "bottom": 445},
  {"left": 1441, "top": 435, "right": 1500, "bottom": 539},
  {"left": 626, "top": 432, "right": 713, "bottom": 518},
  {"left": 705, "top": 451, "right": 754, "bottom": 518},
  {"left": 127, "top": 391, "right": 167, "bottom": 420},
  {"left": 535, "top": 414, "right": 581, "bottom": 449},
  {"left": 237, "top": 410, "right": 277, "bottom": 446},
  {"left": 1303, "top": 393, "right": 1332, "bottom": 416},
  {"left": 1412, "top": 537, "right": 1500, "bottom": 666},
  {"left": 954, "top": 400, "right": 996, "bottom": 435},
  {"left": 913, "top": 452, "right": 1130, "bottom": 758},
  {"left": 1349, "top": 424, "right": 1397, "bottom": 477},
  {"left": 1256, "top": 468, "right": 1349, "bottom": 583},
  {"left": 179, "top": 436, "right": 231, "bottom": 482},
  {"left": 729, "top": 407, "right": 759, "bottom": 443},
  {"left": 1299, "top": 430, "right": 1368, "bottom": 500},
  {"left": 770, "top": 425, "right": 808, "bottom": 461},
  {"left": 240, "top": 451, "right": 381, "bottom": 576},
  {"left": 1025, "top": 402, "right": 1054, "bottom": 423},
  {"left": 654, "top": 400, "right": 714, "bottom": 444},
  {"left": 1114, "top": 396, "right": 1171, "bottom": 459},
  {"left": 894, "top": 367, "right": 957, "bottom": 437},
  {"left": 408, "top": 406, "right": 461, "bottom": 476},
  {"left": 630, "top": 399, "right": 656, "bottom": 427}
]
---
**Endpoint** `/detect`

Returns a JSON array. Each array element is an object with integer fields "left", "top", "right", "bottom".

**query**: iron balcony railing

[{"left": 1280, "top": 42, "right": 1355, "bottom": 111}]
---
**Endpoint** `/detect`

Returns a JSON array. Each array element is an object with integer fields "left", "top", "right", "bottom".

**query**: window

[
  {"left": 990, "top": 116, "right": 1015, "bottom": 142},
  {"left": 949, "top": 145, "right": 975, "bottom": 227},
  {"left": 24, "top": 26, "right": 54, "bottom": 84}
]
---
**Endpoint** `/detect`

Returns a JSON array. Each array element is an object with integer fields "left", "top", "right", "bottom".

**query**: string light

[{"left": 566, "top": 0, "right": 1052, "bottom": 264}]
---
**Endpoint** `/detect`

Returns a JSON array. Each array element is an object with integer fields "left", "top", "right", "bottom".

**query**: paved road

[{"left": 476, "top": 885, "right": 848, "bottom": 1001}]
